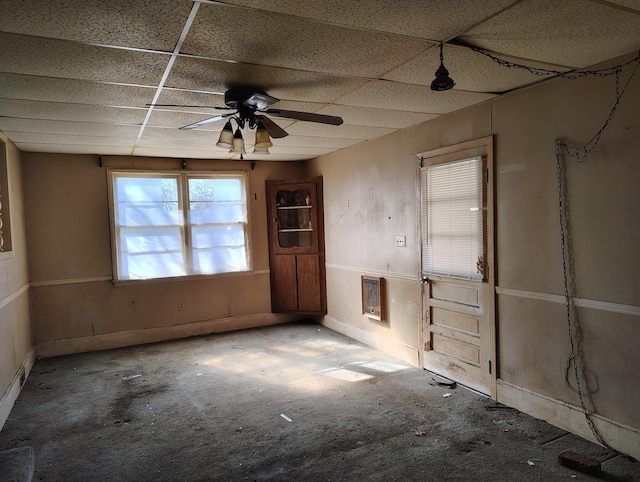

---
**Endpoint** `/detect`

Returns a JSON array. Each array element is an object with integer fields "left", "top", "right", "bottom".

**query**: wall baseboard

[
  {"left": 0, "top": 345, "right": 36, "bottom": 432},
  {"left": 497, "top": 380, "right": 640, "bottom": 461},
  {"left": 320, "top": 315, "right": 419, "bottom": 367},
  {"left": 35, "top": 313, "right": 301, "bottom": 358}
]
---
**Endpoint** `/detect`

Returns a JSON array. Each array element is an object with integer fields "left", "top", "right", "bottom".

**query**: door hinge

[{"left": 489, "top": 360, "right": 492, "bottom": 374}]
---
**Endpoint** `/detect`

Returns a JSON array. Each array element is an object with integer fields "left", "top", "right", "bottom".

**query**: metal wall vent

[{"left": 361, "top": 276, "right": 386, "bottom": 321}]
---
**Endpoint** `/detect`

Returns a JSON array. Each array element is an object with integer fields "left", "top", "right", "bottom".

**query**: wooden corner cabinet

[{"left": 266, "top": 177, "right": 326, "bottom": 315}]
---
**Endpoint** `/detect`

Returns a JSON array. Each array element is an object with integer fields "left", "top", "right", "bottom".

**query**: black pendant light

[{"left": 431, "top": 43, "right": 455, "bottom": 91}]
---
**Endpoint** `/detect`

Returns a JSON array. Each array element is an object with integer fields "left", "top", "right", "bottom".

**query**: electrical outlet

[
  {"left": 178, "top": 302, "right": 185, "bottom": 311},
  {"left": 395, "top": 235, "right": 406, "bottom": 247},
  {"left": 345, "top": 199, "right": 349, "bottom": 209}
]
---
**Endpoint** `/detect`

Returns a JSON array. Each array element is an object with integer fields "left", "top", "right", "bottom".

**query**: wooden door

[
  {"left": 423, "top": 277, "right": 493, "bottom": 395},
  {"left": 418, "top": 137, "right": 495, "bottom": 397}
]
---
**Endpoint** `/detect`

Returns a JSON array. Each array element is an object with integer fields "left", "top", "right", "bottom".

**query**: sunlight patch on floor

[
  {"left": 317, "top": 368, "right": 374, "bottom": 382},
  {"left": 354, "top": 361, "right": 409, "bottom": 373}
]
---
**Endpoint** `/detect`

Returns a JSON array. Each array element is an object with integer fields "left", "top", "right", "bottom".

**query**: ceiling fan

[{"left": 149, "top": 85, "right": 344, "bottom": 155}]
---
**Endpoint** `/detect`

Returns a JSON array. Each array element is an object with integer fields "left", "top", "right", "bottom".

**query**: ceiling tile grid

[{"left": 0, "top": 0, "right": 638, "bottom": 160}]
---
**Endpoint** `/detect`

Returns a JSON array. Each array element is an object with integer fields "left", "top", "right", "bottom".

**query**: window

[
  {"left": 109, "top": 171, "right": 249, "bottom": 281},
  {"left": 420, "top": 156, "right": 484, "bottom": 280}
]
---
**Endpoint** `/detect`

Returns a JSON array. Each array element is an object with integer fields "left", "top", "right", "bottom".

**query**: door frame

[{"left": 416, "top": 135, "right": 496, "bottom": 398}]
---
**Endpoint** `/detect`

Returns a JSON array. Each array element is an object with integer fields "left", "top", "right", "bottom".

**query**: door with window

[{"left": 418, "top": 137, "right": 495, "bottom": 396}]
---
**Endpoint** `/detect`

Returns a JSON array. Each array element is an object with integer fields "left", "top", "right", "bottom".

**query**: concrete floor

[{"left": 1, "top": 321, "right": 638, "bottom": 481}]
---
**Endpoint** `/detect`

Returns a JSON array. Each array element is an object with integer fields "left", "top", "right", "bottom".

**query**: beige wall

[
  {"left": 22, "top": 153, "right": 306, "bottom": 354},
  {"left": 311, "top": 54, "right": 640, "bottom": 458},
  {"left": 0, "top": 133, "right": 33, "bottom": 430},
  {"left": 308, "top": 102, "right": 492, "bottom": 364}
]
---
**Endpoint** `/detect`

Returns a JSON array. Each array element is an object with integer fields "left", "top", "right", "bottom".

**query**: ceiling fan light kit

[
  {"left": 215, "top": 120, "right": 234, "bottom": 149},
  {"left": 152, "top": 86, "right": 343, "bottom": 158},
  {"left": 230, "top": 127, "right": 247, "bottom": 156},
  {"left": 254, "top": 119, "right": 273, "bottom": 153},
  {"left": 431, "top": 43, "right": 455, "bottom": 92}
]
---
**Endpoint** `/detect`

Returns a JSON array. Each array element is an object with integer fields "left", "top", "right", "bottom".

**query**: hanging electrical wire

[
  {"left": 469, "top": 43, "right": 640, "bottom": 448},
  {"left": 468, "top": 45, "right": 640, "bottom": 80},
  {"left": 554, "top": 56, "right": 639, "bottom": 448}
]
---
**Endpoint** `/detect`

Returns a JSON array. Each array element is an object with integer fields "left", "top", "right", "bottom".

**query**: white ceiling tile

[
  {"left": 181, "top": 3, "right": 430, "bottom": 78},
  {"left": 266, "top": 145, "right": 334, "bottom": 157},
  {"left": 0, "top": 118, "right": 142, "bottom": 138},
  {"left": 146, "top": 110, "right": 229, "bottom": 130},
  {"left": 284, "top": 123, "right": 396, "bottom": 140},
  {"left": 460, "top": 0, "right": 640, "bottom": 68},
  {"left": 220, "top": 0, "right": 516, "bottom": 41},
  {"left": 0, "top": 32, "right": 169, "bottom": 86},
  {"left": 604, "top": 0, "right": 640, "bottom": 12},
  {"left": 13, "top": 143, "right": 134, "bottom": 156},
  {"left": 317, "top": 105, "right": 439, "bottom": 129},
  {"left": 164, "top": 56, "right": 370, "bottom": 103},
  {"left": 5, "top": 132, "right": 136, "bottom": 148},
  {"left": 271, "top": 136, "right": 361, "bottom": 149},
  {"left": 0, "top": 0, "right": 192, "bottom": 51},
  {"left": 132, "top": 146, "right": 235, "bottom": 160},
  {"left": 336, "top": 80, "right": 496, "bottom": 114},
  {"left": 140, "top": 126, "right": 218, "bottom": 144},
  {"left": 0, "top": 73, "right": 156, "bottom": 107},
  {"left": 135, "top": 137, "right": 223, "bottom": 152},
  {"left": 0, "top": 99, "right": 147, "bottom": 125}
]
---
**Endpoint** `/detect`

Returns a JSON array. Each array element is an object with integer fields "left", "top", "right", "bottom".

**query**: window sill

[{"left": 112, "top": 268, "right": 268, "bottom": 287}]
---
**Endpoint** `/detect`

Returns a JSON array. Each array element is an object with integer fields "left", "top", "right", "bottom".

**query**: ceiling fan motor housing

[{"left": 224, "top": 86, "right": 265, "bottom": 108}]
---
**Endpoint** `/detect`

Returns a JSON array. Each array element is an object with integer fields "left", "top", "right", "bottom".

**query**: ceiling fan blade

[
  {"left": 243, "top": 93, "right": 280, "bottom": 110},
  {"left": 179, "top": 112, "right": 235, "bottom": 130},
  {"left": 258, "top": 115, "right": 289, "bottom": 138},
  {"left": 265, "top": 109, "right": 343, "bottom": 126},
  {"left": 147, "top": 104, "right": 233, "bottom": 110}
]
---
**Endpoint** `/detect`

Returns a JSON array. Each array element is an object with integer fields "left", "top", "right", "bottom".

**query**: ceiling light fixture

[
  {"left": 431, "top": 43, "right": 455, "bottom": 92},
  {"left": 215, "top": 120, "right": 234, "bottom": 149},
  {"left": 216, "top": 116, "right": 274, "bottom": 159},
  {"left": 230, "top": 127, "right": 247, "bottom": 158},
  {"left": 253, "top": 118, "right": 273, "bottom": 154}
]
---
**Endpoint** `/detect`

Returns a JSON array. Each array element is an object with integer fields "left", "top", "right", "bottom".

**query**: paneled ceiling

[{"left": 1, "top": 0, "right": 639, "bottom": 161}]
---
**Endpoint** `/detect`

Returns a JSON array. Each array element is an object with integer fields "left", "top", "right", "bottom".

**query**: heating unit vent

[{"left": 361, "top": 276, "right": 386, "bottom": 321}]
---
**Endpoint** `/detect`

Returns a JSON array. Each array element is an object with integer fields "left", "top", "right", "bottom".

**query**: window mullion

[{"left": 180, "top": 174, "right": 193, "bottom": 275}]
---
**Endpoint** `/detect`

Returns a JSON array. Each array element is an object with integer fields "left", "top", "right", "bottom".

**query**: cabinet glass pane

[{"left": 276, "top": 189, "right": 312, "bottom": 248}]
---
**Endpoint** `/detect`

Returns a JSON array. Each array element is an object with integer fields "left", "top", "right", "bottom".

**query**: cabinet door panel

[
  {"left": 272, "top": 255, "right": 298, "bottom": 311},
  {"left": 296, "top": 254, "right": 321, "bottom": 312},
  {"left": 267, "top": 181, "right": 319, "bottom": 255}
]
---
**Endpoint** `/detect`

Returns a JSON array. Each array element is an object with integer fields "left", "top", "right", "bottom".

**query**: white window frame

[
  {"left": 420, "top": 156, "right": 484, "bottom": 281},
  {"left": 107, "top": 169, "right": 251, "bottom": 283}
]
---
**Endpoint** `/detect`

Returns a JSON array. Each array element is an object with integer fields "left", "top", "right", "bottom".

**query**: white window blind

[
  {"left": 421, "top": 156, "right": 483, "bottom": 280},
  {"left": 111, "top": 171, "right": 248, "bottom": 281}
]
